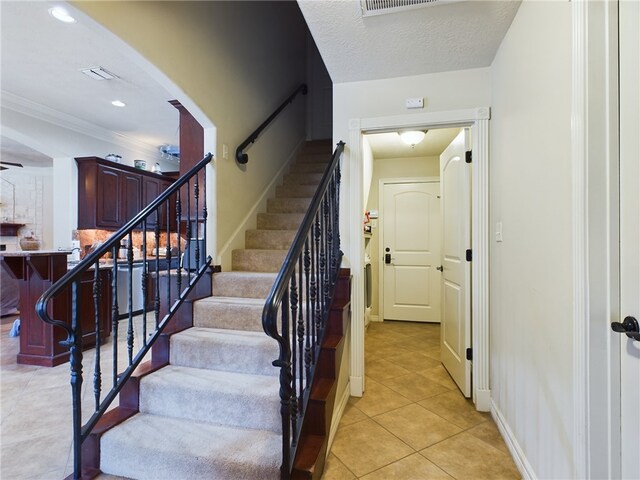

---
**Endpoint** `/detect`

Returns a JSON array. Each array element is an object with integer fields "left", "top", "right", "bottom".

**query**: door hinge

[
  {"left": 465, "top": 150, "right": 472, "bottom": 163},
  {"left": 466, "top": 348, "right": 473, "bottom": 361},
  {"left": 466, "top": 249, "right": 472, "bottom": 262}
]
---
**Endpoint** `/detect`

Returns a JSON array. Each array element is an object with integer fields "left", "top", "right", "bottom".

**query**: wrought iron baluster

[
  {"left": 127, "top": 232, "right": 134, "bottom": 365},
  {"left": 304, "top": 239, "right": 312, "bottom": 386},
  {"left": 335, "top": 164, "right": 342, "bottom": 266},
  {"left": 327, "top": 188, "right": 335, "bottom": 289},
  {"left": 69, "top": 281, "right": 83, "bottom": 479},
  {"left": 154, "top": 224, "right": 161, "bottom": 329},
  {"left": 202, "top": 167, "right": 207, "bottom": 272},
  {"left": 166, "top": 208, "right": 172, "bottom": 307},
  {"left": 186, "top": 179, "right": 192, "bottom": 279},
  {"left": 314, "top": 214, "right": 322, "bottom": 348},
  {"left": 194, "top": 176, "right": 200, "bottom": 270},
  {"left": 290, "top": 274, "right": 298, "bottom": 434},
  {"left": 318, "top": 205, "right": 327, "bottom": 334},
  {"left": 111, "top": 243, "right": 119, "bottom": 387},
  {"left": 279, "top": 293, "right": 292, "bottom": 479},
  {"left": 142, "top": 222, "right": 148, "bottom": 348},
  {"left": 175, "top": 188, "right": 182, "bottom": 296},
  {"left": 93, "top": 261, "right": 102, "bottom": 411},
  {"left": 296, "top": 258, "right": 304, "bottom": 407}
]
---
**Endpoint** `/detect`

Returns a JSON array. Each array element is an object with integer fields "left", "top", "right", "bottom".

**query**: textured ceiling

[
  {"left": 366, "top": 127, "right": 460, "bottom": 159},
  {"left": 0, "top": 1, "right": 179, "bottom": 164},
  {"left": 298, "top": 0, "right": 521, "bottom": 82}
]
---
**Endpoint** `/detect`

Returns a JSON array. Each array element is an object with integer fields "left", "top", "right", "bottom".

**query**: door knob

[
  {"left": 436, "top": 266, "right": 444, "bottom": 272},
  {"left": 611, "top": 316, "right": 640, "bottom": 341}
]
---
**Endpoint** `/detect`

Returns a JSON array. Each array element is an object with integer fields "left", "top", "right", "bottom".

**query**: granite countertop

[{"left": 0, "top": 250, "right": 72, "bottom": 257}]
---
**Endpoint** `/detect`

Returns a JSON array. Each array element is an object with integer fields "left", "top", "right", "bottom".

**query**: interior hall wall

[
  {"left": 76, "top": 1, "right": 308, "bottom": 254},
  {"left": 489, "top": 1, "right": 573, "bottom": 477}
]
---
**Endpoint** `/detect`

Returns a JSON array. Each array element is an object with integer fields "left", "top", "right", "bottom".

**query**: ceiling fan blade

[
  {"left": 0, "top": 161, "right": 24, "bottom": 168},
  {"left": 0, "top": 166, "right": 8, "bottom": 171}
]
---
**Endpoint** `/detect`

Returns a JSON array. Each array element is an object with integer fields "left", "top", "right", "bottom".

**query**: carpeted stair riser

[
  {"left": 211, "top": 272, "right": 277, "bottom": 298},
  {"left": 245, "top": 229, "right": 296, "bottom": 250},
  {"left": 297, "top": 152, "right": 332, "bottom": 163},
  {"left": 232, "top": 249, "right": 288, "bottom": 272},
  {"left": 170, "top": 327, "right": 279, "bottom": 377},
  {"left": 267, "top": 197, "right": 312, "bottom": 214},
  {"left": 138, "top": 365, "right": 281, "bottom": 432},
  {"left": 282, "top": 173, "right": 322, "bottom": 185},
  {"left": 290, "top": 162, "right": 328, "bottom": 174},
  {"left": 194, "top": 297, "right": 264, "bottom": 332},
  {"left": 275, "top": 184, "right": 319, "bottom": 198},
  {"left": 100, "top": 414, "right": 280, "bottom": 480},
  {"left": 257, "top": 213, "right": 305, "bottom": 230}
]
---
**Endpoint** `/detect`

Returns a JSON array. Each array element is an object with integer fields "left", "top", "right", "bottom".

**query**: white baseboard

[
  {"left": 216, "top": 138, "right": 304, "bottom": 269},
  {"left": 370, "top": 315, "right": 380, "bottom": 322},
  {"left": 349, "top": 376, "right": 363, "bottom": 397},
  {"left": 474, "top": 388, "right": 491, "bottom": 412},
  {"left": 491, "top": 399, "right": 536, "bottom": 479},
  {"left": 326, "top": 381, "right": 350, "bottom": 456}
]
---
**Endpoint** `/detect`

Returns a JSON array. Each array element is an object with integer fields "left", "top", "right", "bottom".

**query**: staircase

[{"left": 98, "top": 140, "right": 334, "bottom": 479}]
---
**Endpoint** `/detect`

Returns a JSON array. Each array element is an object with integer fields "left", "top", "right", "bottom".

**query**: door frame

[
  {"left": 378, "top": 176, "right": 441, "bottom": 323},
  {"left": 346, "top": 108, "right": 491, "bottom": 411}
]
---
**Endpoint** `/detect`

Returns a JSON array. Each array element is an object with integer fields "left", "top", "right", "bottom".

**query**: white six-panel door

[
  {"left": 382, "top": 182, "right": 441, "bottom": 323},
  {"left": 440, "top": 130, "right": 471, "bottom": 397}
]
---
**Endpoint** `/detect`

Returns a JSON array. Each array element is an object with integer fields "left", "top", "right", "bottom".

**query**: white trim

[
  {"left": 571, "top": 2, "right": 589, "bottom": 477},
  {"left": 491, "top": 399, "right": 536, "bottom": 479},
  {"left": 346, "top": 107, "right": 491, "bottom": 409},
  {"left": 216, "top": 138, "right": 305, "bottom": 269},
  {"left": 326, "top": 381, "right": 351, "bottom": 456},
  {"left": 377, "top": 176, "right": 440, "bottom": 323}
]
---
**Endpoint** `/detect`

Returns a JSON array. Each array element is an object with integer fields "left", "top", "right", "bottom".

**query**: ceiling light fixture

[
  {"left": 111, "top": 100, "right": 126, "bottom": 108},
  {"left": 49, "top": 6, "right": 76, "bottom": 23},
  {"left": 399, "top": 130, "right": 426, "bottom": 147}
]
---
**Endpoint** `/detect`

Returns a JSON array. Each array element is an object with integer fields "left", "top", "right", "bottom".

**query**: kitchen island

[{"left": 0, "top": 250, "right": 112, "bottom": 366}]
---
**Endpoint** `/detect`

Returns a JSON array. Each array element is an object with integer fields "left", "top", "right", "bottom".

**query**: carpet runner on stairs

[{"left": 99, "top": 140, "right": 332, "bottom": 479}]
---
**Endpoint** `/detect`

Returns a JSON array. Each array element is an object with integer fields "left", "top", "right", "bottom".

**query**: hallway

[{"left": 323, "top": 321, "right": 520, "bottom": 479}]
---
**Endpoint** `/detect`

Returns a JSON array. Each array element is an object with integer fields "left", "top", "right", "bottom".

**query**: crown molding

[{"left": 0, "top": 91, "right": 159, "bottom": 158}]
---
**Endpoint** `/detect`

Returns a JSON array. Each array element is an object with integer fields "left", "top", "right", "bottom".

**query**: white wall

[
  {"left": 489, "top": 1, "right": 574, "bottom": 478},
  {"left": 78, "top": 1, "right": 308, "bottom": 255}
]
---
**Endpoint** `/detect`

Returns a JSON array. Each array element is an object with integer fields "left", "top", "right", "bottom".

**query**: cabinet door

[
  {"left": 96, "top": 165, "right": 122, "bottom": 228},
  {"left": 121, "top": 173, "right": 142, "bottom": 226},
  {"left": 142, "top": 177, "right": 161, "bottom": 228}
]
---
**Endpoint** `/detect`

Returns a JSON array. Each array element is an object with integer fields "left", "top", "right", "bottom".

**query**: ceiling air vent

[
  {"left": 80, "top": 66, "right": 117, "bottom": 81},
  {"left": 360, "top": 0, "right": 464, "bottom": 17}
]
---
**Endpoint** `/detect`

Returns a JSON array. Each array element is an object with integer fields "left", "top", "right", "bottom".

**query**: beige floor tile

[
  {"left": 418, "top": 391, "right": 490, "bottom": 429},
  {"left": 365, "top": 343, "right": 412, "bottom": 360},
  {"left": 360, "top": 453, "right": 454, "bottom": 480},
  {"left": 380, "top": 373, "right": 451, "bottom": 402},
  {"left": 467, "top": 420, "right": 512, "bottom": 455},
  {"left": 422, "top": 345, "right": 441, "bottom": 361},
  {"left": 339, "top": 403, "right": 369, "bottom": 426},
  {"left": 386, "top": 352, "right": 441, "bottom": 373},
  {"left": 365, "top": 359, "right": 411, "bottom": 381},
  {"left": 0, "top": 431, "right": 71, "bottom": 480},
  {"left": 417, "top": 364, "right": 458, "bottom": 391},
  {"left": 348, "top": 378, "right": 412, "bottom": 417},
  {"left": 331, "top": 419, "right": 413, "bottom": 477},
  {"left": 421, "top": 432, "right": 521, "bottom": 480},
  {"left": 321, "top": 453, "right": 357, "bottom": 480},
  {"left": 373, "top": 403, "right": 462, "bottom": 450}
]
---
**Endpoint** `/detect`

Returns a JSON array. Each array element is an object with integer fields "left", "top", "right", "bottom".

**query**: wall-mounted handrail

[
  {"left": 236, "top": 83, "right": 307, "bottom": 164},
  {"left": 262, "top": 141, "right": 344, "bottom": 478},
  {"left": 36, "top": 153, "right": 213, "bottom": 480}
]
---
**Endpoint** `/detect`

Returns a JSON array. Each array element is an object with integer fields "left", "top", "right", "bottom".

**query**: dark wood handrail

[{"left": 235, "top": 84, "right": 307, "bottom": 164}]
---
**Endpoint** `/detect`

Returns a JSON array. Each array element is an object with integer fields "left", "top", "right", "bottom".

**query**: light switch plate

[{"left": 495, "top": 222, "right": 503, "bottom": 242}]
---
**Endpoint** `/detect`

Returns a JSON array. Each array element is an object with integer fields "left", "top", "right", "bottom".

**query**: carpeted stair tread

[
  {"left": 258, "top": 212, "right": 305, "bottom": 230},
  {"left": 194, "top": 296, "right": 264, "bottom": 331},
  {"left": 283, "top": 172, "right": 323, "bottom": 185},
  {"left": 170, "top": 327, "right": 279, "bottom": 376},
  {"left": 139, "top": 365, "right": 281, "bottom": 432},
  {"left": 100, "top": 413, "right": 280, "bottom": 480},
  {"left": 267, "top": 197, "right": 312, "bottom": 214},
  {"left": 290, "top": 162, "right": 328, "bottom": 173},
  {"left": 211, "top": 272, "right": 277, "bottom": 299},
  {"left": 275, "top": 184, "right": 319, "bottom": 198},
  {"left": 232, "top": 249, "right": 288, "bottom": 272},
  {"left": 246, "top": 229, "right": 297, "bottom": 249}
]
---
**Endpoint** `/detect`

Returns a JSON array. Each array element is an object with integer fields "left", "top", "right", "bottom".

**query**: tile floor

[
  {"left": 0, "top": 315, "right": 519, "bottom": 479},
  {"left": 322, "top": 320, "right": 521, "bottom": 480}
]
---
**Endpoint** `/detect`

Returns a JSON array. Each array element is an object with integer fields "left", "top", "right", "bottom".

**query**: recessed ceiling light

[
  {"left": 49, "top": 6, "right": 76, "bottom": 24},
  {"left": 111, "top": 100, "right": 126, "bottom": 108}
]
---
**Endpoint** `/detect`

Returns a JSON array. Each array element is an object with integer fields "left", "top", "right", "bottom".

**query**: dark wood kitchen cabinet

[{"left": 77, "top": 157, "right": 175, "bottom": 231}]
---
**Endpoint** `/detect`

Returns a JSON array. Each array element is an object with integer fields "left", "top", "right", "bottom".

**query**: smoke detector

[{"left": 360, "top": 0, "right": 465, "bottom": 17}]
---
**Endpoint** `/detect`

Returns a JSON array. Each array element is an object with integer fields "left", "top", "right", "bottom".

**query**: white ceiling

[
  {"left": 366, "top": 127, "right": 460, "bottom": 159},
  {"left": 298, "top": 0, "right": 521, "bottom": 83},
  {"left": 0, "top": 136, "right": 52, "bottom": 168},
  {"left": 0, "top": 1, "right": 179, "bottom": 166}
]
